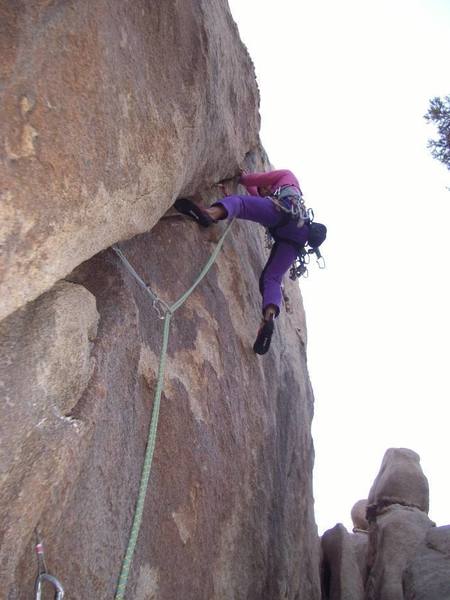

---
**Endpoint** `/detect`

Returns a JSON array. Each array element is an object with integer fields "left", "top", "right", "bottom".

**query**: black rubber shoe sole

[
  {"left": 174, "top": 198, "right": 215, "bottom": 228},
  {"left": 253, "top": 319, "right": 274, "bottom": 355}
]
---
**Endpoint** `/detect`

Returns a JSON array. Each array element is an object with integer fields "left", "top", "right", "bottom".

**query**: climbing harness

[
  {"left": 264, "top": 186, "right": 313, "bottom": 252},
  {"left": 34, "top": 534, "right": 64, "bottom": 599},
  {"left": 270, "top": 185, "right": 313, "bottom": 221},
  {"left": 264, "top": 190, "right": 326, "bottom": 281},
  {"left": 112, "top": 219, "right": 234, "bottom": 600}
]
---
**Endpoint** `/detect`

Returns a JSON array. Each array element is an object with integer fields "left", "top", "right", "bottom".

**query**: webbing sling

[{"left": 113, "top": 218, "right": 234, "bottom": 600}]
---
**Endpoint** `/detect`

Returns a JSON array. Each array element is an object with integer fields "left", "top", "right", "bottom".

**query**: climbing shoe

[
  {"left": 253, "top": 317, "right": 274, "bottom": 355},
  {"left": 174, "top": 198, "right": 216, "bottom": 228}
]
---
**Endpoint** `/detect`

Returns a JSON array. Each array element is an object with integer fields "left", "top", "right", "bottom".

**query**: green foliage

[{"left": 425, "top": 95, "right": 450, "bottom": 171}]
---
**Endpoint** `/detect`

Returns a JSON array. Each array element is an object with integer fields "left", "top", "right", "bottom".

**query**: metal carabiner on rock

[
  {"left": 35, "top": 572, "right": 65, "bottom": 600},
  {"left": 152, "top": 298, "right": 164, "bottom": 319},
  {"left": 34, "top": 535, "right": 64, "bottom": 600},
  {"left": 152, "top": 297, "right": 169, "bottom": 320}
]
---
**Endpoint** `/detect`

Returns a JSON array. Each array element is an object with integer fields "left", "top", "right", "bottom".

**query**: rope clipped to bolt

[{"left": 112, "top": 218, "right": 234, "bottom": 599}]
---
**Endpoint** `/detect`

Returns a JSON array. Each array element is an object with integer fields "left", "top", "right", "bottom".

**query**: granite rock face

[
  {"left": 321, "top": 523, "right": 367, "bottom": 600},
  {"left": 403, "top": 526, "right": 450, "bottom": 600},
  {"left": 0, "top": 281, "right": 99, "bottom": 590},
  {"left": 367, "top": 448, "right": 429, "bottom": 516},
  {"left": 1, "top": 187, "right": 320, "bottom": 599},
  {"left": 321, "top": 450, "right": 450, "bottom": 600},
  {"left": 0, "top": 3, "right": 321, "bottom": 597},
  {"left": 365, "top": 505, "right": 434, "bottom": 600},
  {"left": 351, "top": 499, "right": 369, "bottom": 531},
  {"left": 0, "top": 0, "right": 260, "bottom": 321}
]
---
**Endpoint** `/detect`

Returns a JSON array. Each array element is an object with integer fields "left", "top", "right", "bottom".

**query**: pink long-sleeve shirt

[{"left": 239, "top": 169, "right": 301, "bottom": 196}]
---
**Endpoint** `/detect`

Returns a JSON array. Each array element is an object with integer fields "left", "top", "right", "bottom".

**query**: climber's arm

[
  {"left": 239, "top": 170, "right": 294, "bottom": 190},
  {"left": 244, "top": 184, "right": 259, "bottom": 196}
]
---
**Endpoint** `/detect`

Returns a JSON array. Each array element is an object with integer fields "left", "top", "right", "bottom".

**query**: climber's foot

[
  {"left": 174, "top": 198, "right": 216, "bottom": 228},
  {"left": 253, "top": 316, "right": 274, "bottom": 355}
]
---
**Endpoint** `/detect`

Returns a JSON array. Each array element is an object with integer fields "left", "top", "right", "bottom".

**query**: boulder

[
  {"left": 403, "top": 525, "right": 450, "bottom": 600},
  {"left": 365, "top": 504, "right": 434, "bottom": 600},
  {"left": 367, "top": 448, "right": 429, "bottom": 516},
  {"left": 351, "top": 499, "right": 369, "bottom": 531},
  {"left": 321, "top": 523, "right": 366, "bottom": 600},
  {"left": 0, "top": 280, "right": 98, "bottom": 589},
  {"left": 352, "top": 531, "right": 369, "bottom": 584}
]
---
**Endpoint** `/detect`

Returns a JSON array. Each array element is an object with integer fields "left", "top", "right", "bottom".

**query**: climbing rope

[{"left": 113, "top": 218, "right": 234, "bottom": 599}]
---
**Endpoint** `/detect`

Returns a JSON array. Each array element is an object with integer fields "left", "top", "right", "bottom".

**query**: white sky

[{"left": 228, "top": 0, "right": 450, "bottom": 533}]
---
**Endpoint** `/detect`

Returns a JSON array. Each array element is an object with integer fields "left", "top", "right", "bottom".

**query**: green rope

[
  {"left": 114, "top": 219, "right": 234, "bottom": 599},
  {"left": 170, "top": 219, "right": 234, "bottom": 312},
  {"left": 114, "top": 312, "right": 171, "bottom": 600}
]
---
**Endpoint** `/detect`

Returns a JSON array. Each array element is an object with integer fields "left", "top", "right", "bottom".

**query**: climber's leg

[
  {"left": 211, "top": 195, "right": 280, "bottom": 228},
  {"left": 253, "top": 242, "right": 297, "bottom": 355},
  {"left": 259, "top": 242, "right": 298, "bottom": 317},
  {"left": 174, "top": 195, "right": 280, "bottom": 229},
  {"left": 253, "top": 316, "right": 275, "bottom": 355},
  {"left": 173, "top": 198, "right": 217, "bottom": 227}
]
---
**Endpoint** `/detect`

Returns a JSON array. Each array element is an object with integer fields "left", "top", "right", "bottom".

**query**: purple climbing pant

[{"left": 213, "top": 195, "right": 309, "bottom": 316}]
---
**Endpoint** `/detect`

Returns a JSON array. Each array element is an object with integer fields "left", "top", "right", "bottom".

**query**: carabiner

[
  {"left": 314, "top": 249, "right": 325, "bottom": 269},
  {"left": 317, "top": 255, "right": 326, "bottom": 269},
  {"left": 35, "top": 573, "right": 65, "bottom": 599},
  {"left": 152, "top": 298, "right": 167, "bottom": 320}
]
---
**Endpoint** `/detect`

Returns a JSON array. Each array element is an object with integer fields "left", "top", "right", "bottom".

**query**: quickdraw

[
  {"left": 289, "top": 249, "right": 310, "bottom": 280},
  {"left": 289, "top": 247, "right": 326, "bottom": 281},
  {"left": 35, "top": 574, "right": 65, "bottom": 600},
  {"left": 264, "top": 188, "right": 326, "bottom": 281},
  {"left": 34, "top": 535, "right": 64, "bottom": 599},
  {"left": 112, "top": 245, "right": 171, "bottom": 320}
]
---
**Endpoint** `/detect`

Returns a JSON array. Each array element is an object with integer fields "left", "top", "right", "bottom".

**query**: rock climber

[{"left": 174, "top": 169, "right": 327, "bottom": 355}]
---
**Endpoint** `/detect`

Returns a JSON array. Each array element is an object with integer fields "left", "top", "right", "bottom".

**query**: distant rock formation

[
  {"left": 367, "top": 448, "right": 429, "bottom": 516},
  {"left": 404, "top": 525, "right": 450, "bottom": 599},
  {"left": 321, "top": 523, "right": 367, "bottom": 600},
  {"left": 351, "top": 499, "right": 369, "bottom": 532},
  {"left": 0, "top": 2, "right": 321, "bottom": 598},
  {"left": 320, "top": 448, "right": 450, "bottom": 600},
  {"left": 365, "top": 505, "right": 433, "bottom": 600}
]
